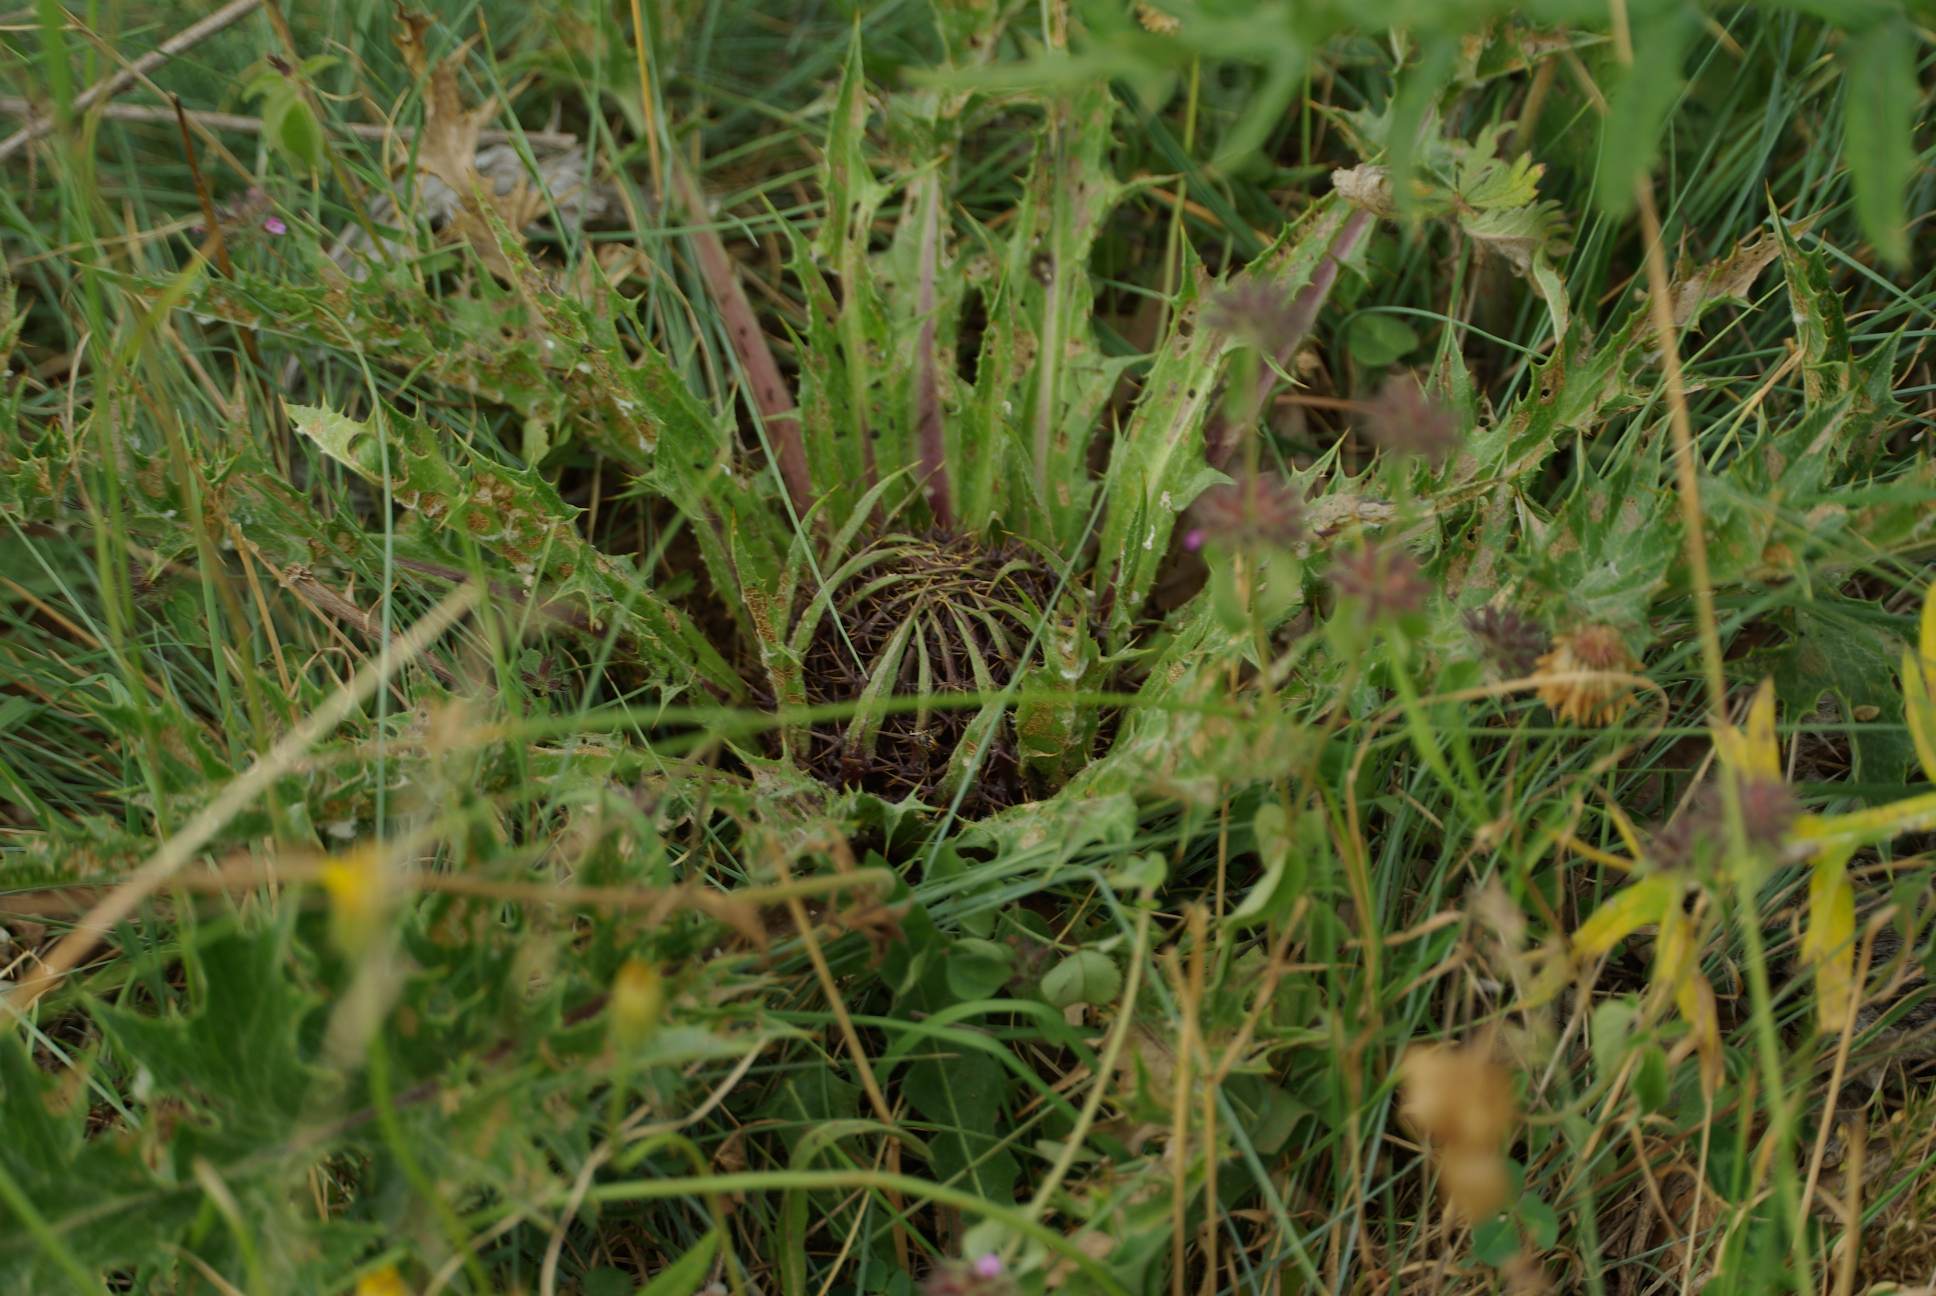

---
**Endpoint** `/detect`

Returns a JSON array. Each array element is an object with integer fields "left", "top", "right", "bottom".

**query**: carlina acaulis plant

[
  {"left": 275, "top": 33, "right": 1399, "bottom": 819},
  {"left": 8, "top": 2, "right": 1936, "bottom": 1293}
]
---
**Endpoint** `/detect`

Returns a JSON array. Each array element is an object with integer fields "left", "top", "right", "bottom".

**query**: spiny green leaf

[{"left": 1770, "top": 219, "right": 1854, "bottom": 408}]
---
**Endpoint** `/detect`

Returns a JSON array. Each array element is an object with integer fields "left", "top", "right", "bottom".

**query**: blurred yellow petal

[
  {"left": 356, "top": 1266, "right": 412, "bottom": 1296},
  {"left": 319, "top": 845, "right": 387, "bottom": 957},
  {"left": 609, "top": 957, "right": 665, "bottom": 1054},
  {"left": 1801, "top": 846, "right": 1857, "bottom": 1033},
  {"left": 1921, "top": 580, "right": 1936, "bottom": 664},
  {"left": 1903, "top": 646, "right": 1936, "bottom": 786},
  {"left": 1573, "top": 875, "right": 1675, "bottom": 960},
  {"left": 1792, "top": 790, "right": 1936, "bottom": 853},
  {"left": 1713, "top": 678, "right": 1780, "bottom": 782}
]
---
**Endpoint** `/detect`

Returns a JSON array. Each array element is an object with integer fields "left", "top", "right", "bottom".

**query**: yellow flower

[
  {"left": 609, "top": 957, "right": 665, "bottom": 1055},
  {"left": 355, "top": 1266, "right": 411, "bottom": 1296},
  {"left": 319, "top": 846, "right": 387, "bottom": 957},
  {"left": 1534, "top": 624, "right": 1639, "bottom": 726}
]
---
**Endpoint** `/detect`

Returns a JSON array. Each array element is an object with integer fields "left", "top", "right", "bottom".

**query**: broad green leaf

[
  {"left": 269, "top": 93, "right": 324, "bottom": 172},
  {"left": 1839, "top": 21, "right": 1917, "bottom": 264},
  {"left": 1040, "top": 950, "right": 1123, "bottom": 1008},
  {"left": 1593, "top": 4, "right": 1697, "bottom": 218},
  {"left": 903, "top": 1048, "right": 1018, "bottom": 1202},
  {"left": 1345, "top": 313, "right": 1419, "bottom": 367},
  {"left": 1517, "top": 1193, "right": 1560, "bottom": 1251},
  {"left": 640, "top": 1231, "right": 718, "bottom": 1296},
  {"left": 946, "top": 938, "right": 1017, "bottom": 1002},
  {"left": 1633, "top": 1044, "right": 1670, "bottom": 1114},
  {"left": 1589, "top": 996, "right": 1637, "bottom": 1086},
  {"left": 0, "top": 1031, "right": 191, "bottom": 1289},
  {"left": 1231, "top": 800, "right": 1302, "bottom": 924},
  {"left": 92, "top": 926, "right": 326, "bottom": 1154},
  {"left": 1224, "top": 1075, "right": 1309, "bottom": 1157},
  {"left": 1471, "top": 1213, "right": 1518, "bottom": 1266}
]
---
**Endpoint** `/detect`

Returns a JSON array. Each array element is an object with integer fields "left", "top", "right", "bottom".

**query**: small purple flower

[
  {"left": 262, "top": 215, "right": 288, "bottom": 236},
  {"left": 972, "top": 1255, "right": 1004, "bottom": 1279},
  {"left": 1330, "top": 544, "right": 1430, "bottom": 622},
  {"left": 1361, "top": 371, "right": 1458, "bottom": 466},
  {"left": 1187, "top": 474, "right": 1304, "bottom": 553}
]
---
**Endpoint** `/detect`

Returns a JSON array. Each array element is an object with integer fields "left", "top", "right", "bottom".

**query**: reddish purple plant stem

[
  {"left": 1207, "top": 206, "right": 1373, "bottom": 470},
  {"left": 671, "top": 163, "right": 816, "bottom": 520},
  {"left": 913, "top": 181, "right": 955, "bottom": 532}
]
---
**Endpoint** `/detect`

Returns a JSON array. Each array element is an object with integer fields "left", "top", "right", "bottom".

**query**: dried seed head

[
  {"left": 1535, "top": 624, "right": 1640, "bottom": 726},
  {"left": 1465, "top": 605, "right": 1550, "bottom": 677},
  {"left": 1361, "top": 371, "right": 1459, "bottom": 465},
  {"left": 1398, "top": 1042, "right": 1518, "bottom": 1222},
  {"left": 1330, "top": 544, "right": 1430, "bottom": 621},
  {"left": 1187, "top": 474, "right": 1305, "bottom": 551},
  {"left": 1135, "top": 2, "right": 1180, "bottom": 33}
]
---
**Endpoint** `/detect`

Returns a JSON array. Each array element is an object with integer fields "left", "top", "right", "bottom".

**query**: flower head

[
  {"left": 1361, "top": 371, "right": 1458, "bottom": 466},
  {"left": 1330, "top": 544, "right": 1429, "bottom": 622},
  {"left": 1465, "top": 605, "right": 1549, "bottom": 677},
  {"left": 1534, "top": 624, "right": 1640, "bottom": 726},
  {"left": 1187, "top": 474, "right": 1304, "bottom": 552},
  {"left": 920, "top": 1253, "right": 1017, "bottom": 1296},
  {"left": 1653, "top": 777, "right": 1801, "bottom": 869},
  {"left": 1205, "top": 280, "right": 1310, "bottom": 352},
  {"left": 262, "top": 215, "right": 288, "bottom": 236}
]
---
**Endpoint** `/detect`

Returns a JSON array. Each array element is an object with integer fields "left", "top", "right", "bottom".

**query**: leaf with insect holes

[
  {"left": 1774, "top": 602, "right": 1917, "bottom": 784},
  {"left": 1533, "top": 435, "right": 1678, "bottom": 631}
]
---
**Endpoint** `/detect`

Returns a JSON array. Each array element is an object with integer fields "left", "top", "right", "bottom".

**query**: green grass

[{"left": 3, "top": 2, "right": 1935, "bottom": 1294}]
